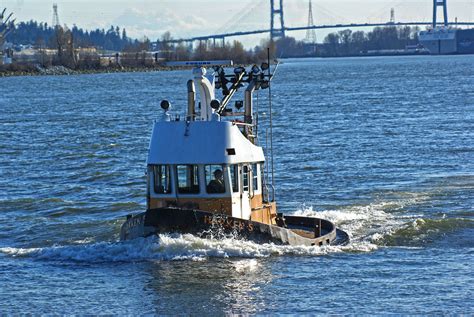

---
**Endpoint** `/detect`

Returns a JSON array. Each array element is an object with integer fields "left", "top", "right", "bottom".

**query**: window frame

[
  {"left": 252, "top": 163, "right": 259, "bottom": 193},
  {"left": 242, "top": 165, "right": 249, "bottom": 192},
  {"left": 229, "top": 164, "right": 239, "bottom": 193},
  {"left": 205, "top": 164, "right": 227, "bottom": 194},
  {"left": 176, "top": 164, "right": 201, "bottom": 195},
  {"left": 152, "top": 164, "right": 173, "bottom": 195}
]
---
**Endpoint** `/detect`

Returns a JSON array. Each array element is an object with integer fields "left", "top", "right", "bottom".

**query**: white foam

[
  {"left": 70, "top": 237, "right": 96, "bottom": 245},
  {"left": 0, "top": 194, "right": 429, "bottom": 262},
  {"left": 291, "top": 193, "right": 429, "bottom": 245},
  {"left": 233, "top": 259, "right": 259, "bottom": 273},
  {"left": 0, "top": 232, "right": 377, "bottom": 263}
]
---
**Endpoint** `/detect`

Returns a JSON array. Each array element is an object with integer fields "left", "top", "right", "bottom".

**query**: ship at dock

[
  {"left": 119, "top": 59, "right": 348, "bottom": 246},
  {"left": 418, "top": 0, "right": 474, "bottom": 55},
  {"left": 419, "top": 28, "right": 474, "bottom": 55}
]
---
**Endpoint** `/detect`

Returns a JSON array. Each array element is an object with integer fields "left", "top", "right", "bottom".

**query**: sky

[{"left": 2, "top": 0, "right": 473, "bottom": 46}]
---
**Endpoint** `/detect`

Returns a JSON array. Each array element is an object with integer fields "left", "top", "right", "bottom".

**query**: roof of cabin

[{"left": 147, "top": 120, "right": 265, "bottom": 165}]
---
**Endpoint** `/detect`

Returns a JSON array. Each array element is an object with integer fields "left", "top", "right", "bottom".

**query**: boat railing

[
  {"left": 269, "top": 184, "right": 275, "bottom": 202},
  {"left": 231, "top": 121, "right": 253, "bottom": 127},
  {"left": 262, "top": 183, "right": 275, "bottom": 203},
  {"left": 284, "top": 215, "right": 336, "bottom": 240}
]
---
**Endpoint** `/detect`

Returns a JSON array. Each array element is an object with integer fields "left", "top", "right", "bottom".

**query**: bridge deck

[{"left": 167, "top": 22, "right": 474, "bottom": 43}]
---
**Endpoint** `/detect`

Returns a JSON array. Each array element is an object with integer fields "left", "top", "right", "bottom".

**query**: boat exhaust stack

[
  {"left": 244, "top": 81, "right": 257, "bottom": 143},
  {"left": 187, "top": 80, "right": 195, "bottom": 121},
  {"left": 244, "top": 81, "right": 256, "bottom": 125},
  {"left": 193, "top": 67, "right": 216, "bottom": 121}
]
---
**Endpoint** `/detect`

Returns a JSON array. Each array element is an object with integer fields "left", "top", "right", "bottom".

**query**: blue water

[{"left": 1, "top": 55, "right": 473, "bottom": 314}]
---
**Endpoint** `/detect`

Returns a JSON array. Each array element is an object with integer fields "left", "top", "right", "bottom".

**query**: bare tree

[
  {"left": 0, "top": 8, "right": 15, "bottom": 43},
  {"left": 51, "top": 25, "right": 76, "bottom": 68}
]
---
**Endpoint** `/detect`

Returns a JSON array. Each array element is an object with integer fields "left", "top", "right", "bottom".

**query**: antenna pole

[{"left": 268, "top": 47, "right": 275, "bottom": 201}]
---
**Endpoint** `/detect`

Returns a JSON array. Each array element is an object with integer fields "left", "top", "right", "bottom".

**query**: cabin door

[{"left": 240, "top": 165, "right": 252, "bottom": 220}]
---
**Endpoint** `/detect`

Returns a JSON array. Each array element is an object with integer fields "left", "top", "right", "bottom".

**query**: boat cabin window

[
  {"left": 252, "top": 163, "right": 258, "bottom": 191},
  {"left": 153, "top": 165, "right": 172, "bottom": 194},
  {"left": 205, "top": 165, "right": 226, "bottom": 194},
  {"left": 176, "top": 165, "right": 200, "bottom": 194},
  {"left": 243, "top": 165, "right": 249, "bottom": 192},
  {"left": 229, "top": 164, "right": 239, "bottom": 193}
]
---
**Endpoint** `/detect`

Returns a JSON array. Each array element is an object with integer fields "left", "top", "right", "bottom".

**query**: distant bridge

[
  {"left": 167, "top": 21, "right": 474, "bottom": 44},
  {"left": 162, "top": 0, "right": 474, "bottom": 45}
]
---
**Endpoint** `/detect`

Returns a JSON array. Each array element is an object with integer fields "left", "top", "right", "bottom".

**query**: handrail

[{"left": 231, "top": 121, "right": 253, "bottom": 126}]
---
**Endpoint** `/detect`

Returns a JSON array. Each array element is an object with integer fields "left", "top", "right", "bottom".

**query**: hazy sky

[{"left": 2, "top": 0, "right": 473, "bottom": 45}]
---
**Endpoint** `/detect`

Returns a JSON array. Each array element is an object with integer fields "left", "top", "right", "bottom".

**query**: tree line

[
  {"left": 158, "top": 32, "right": 272, "bottom": 64},
  {"left": 3, "top": 20, "right": 424, "bottom": 73},
  {"left": 7, "top": 20, "right": 422, "bottom": 59},
  {"left": 6, "top": 20, "right": 135, "bottom": 51},
  {"left": 271, "top": 26, "right": 421, "bottom": 58},
  {"left": 160, "top": 26, "right": 423, "bottom": 62},
  {"left": 320, "top": 26, "right": 421, "bottom": 56}
]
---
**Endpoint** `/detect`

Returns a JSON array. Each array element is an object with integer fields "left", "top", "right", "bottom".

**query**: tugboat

[{"left": 120, "top": 58, "right": 349, "bottom": 246}]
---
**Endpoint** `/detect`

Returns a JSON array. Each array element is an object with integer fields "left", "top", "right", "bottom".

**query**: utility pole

[{"left": 270, "top": 0, "right": 285, "bottom": 40}]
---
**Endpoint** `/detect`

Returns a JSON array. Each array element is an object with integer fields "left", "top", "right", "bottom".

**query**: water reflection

[{"left": 144, "top": 258, "right": 275, "bottom": 314}]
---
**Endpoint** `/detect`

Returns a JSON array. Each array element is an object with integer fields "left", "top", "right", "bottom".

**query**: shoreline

[
  {"left": 0, "top": 65, "right": 181, "bottom": 78},
  {"left": 0, "top": 63, "right": 251, "bottom": 78},
  {"left": 2, "top": 52, "right": 471, "bottom": 77}
]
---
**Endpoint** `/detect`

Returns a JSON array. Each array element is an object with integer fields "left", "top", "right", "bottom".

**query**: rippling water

[{"left": 1, "top": 56, "right": 473, "bottom": 314}]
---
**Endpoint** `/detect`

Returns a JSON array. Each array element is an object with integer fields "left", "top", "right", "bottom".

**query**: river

[{"left": 0, "top": 55, "right": 473, "bottom": 314}]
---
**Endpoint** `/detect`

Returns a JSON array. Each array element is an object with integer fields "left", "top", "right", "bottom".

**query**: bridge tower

[
  {"left": 52, "top": 3, "right": 60, "bottom": 28},
  {"left": 432, "top": 0, "right": 448, "bottom": 28},
  {"left": 270, "top": 0, "right": 285, "bottom": 40},
  {"left": 305, "top": 0, "right": 317, "bottom": 43}
]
